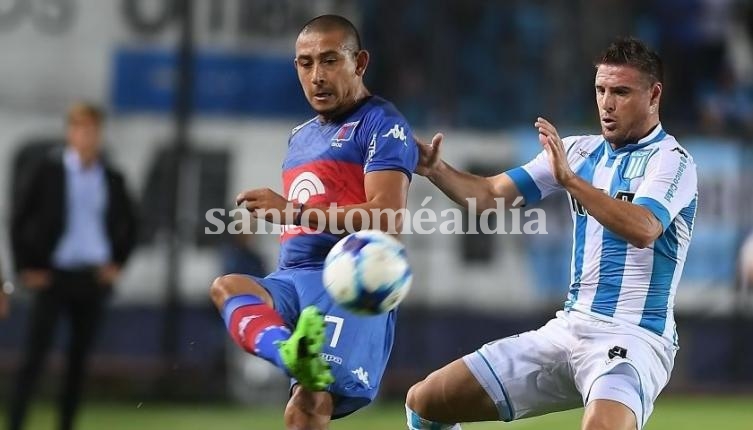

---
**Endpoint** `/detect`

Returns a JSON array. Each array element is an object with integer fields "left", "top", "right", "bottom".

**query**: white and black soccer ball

[{"left": 323, "top": 230, "right": 412, "bottom": 315}]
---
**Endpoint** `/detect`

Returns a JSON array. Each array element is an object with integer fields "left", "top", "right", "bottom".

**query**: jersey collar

[{"left": 604, "top": 123, "right": 666, "bottom": 157}]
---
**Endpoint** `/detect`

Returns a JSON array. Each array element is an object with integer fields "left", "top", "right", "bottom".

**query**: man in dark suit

[{"left": 8, "top": 102, "right": 137, "bottom": 430}]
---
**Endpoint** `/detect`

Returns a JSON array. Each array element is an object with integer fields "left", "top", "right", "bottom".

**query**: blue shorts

[{"left": 251, "top": 268, "right": 396, "bottom": 418}]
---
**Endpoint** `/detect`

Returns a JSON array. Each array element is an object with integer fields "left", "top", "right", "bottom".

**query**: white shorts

[{"left": 463, "top": 310, "right": 676, "bottom": 428}]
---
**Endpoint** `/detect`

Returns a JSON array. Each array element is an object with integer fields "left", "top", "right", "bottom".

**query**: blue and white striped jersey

[{"left": 507, "top": 124, "right": 697, "bottom": 345}]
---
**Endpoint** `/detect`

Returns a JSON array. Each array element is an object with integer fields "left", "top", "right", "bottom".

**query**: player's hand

[
  {"left": 236, "top": 188, "right": 299, "bottom": 225},
  {"left": 414, "top": 133, "right": 444, "bottom": 178},
  {"left": 20, "top": 269, "right": 51, "bottom": 291},
  {"left": 535, "top": 117, "right": 575, "bottom": 186}
]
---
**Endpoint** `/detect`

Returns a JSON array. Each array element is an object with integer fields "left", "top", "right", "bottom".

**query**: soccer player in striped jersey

[{"left": 405, "top": 37, "right": 697, "bottom": 430}]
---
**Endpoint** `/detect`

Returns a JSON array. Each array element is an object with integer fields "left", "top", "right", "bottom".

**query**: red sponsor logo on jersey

[{"left": 281, "top": 160, "right": 366, "bottom": 241}]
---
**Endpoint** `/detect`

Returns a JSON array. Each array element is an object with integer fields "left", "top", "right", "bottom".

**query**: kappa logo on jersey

[
  {"left": 292, "top": 117, "right": 317, "bottom": 136},
  {"left": 623, "top": 149, "right": 654, "bottom": 179},
  {"left": 331, "top": 121, "right": 360, "bottom": 147},
  {"left": 382, "top": 123, "right": 407, "bottom": 143},
  {"left": 319, "top": 353, "right": 343, "bottom": 365},
  {"left": 671, "top": 146, "right": 688, "bottom": 157},
  {"left": 605, "top": 345, "right": 629, "bottom": 365},
  {"left": 351, "top": 367, "right": 371, "bottom": 388}
]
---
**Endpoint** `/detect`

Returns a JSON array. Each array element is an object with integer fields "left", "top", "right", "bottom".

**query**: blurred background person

[{"left": 7, "top": 102, "right": 138, "bottom": 430}]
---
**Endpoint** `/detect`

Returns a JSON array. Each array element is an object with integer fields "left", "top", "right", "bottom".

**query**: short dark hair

[
  {"left": 299, "top": 14, "right": 362, "bottom": 52},
  {"left": 595, "top": 37, "right": 663, "bottom": 84}
]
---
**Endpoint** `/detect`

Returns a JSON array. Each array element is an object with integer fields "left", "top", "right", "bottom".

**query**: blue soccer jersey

[
  {"left": 279, "top": 96, "right": 418, "bottom": 269},
  {"left": 507, "top": 124, "right": 698, "bottom": 345},
  {"left": 255, "top": 96, "right": 417, "bottom": 418}
]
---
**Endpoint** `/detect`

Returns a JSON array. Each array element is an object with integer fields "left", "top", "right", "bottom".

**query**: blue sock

[{"left": 222, "top": 294, "right": 291, "bottom": 371}]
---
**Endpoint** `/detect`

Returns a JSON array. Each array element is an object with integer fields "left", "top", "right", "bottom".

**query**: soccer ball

[{"left": 323, "top": 230, "right": 412, "bottom": 315}]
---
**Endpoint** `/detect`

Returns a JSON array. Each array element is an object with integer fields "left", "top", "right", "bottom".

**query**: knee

[
  {"left": 209, "top": 275, "right": 232, "bottom": 306},
  {"left": 406, "top": 380, "right": 431, "bottom": 418},
  {"left": 210, "top": 274, "right": 256, "bottom": 307},
  {"left": 210, "top": 275, "right": 271, "bottom": 310}
]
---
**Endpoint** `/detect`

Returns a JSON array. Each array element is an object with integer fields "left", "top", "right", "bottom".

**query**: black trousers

[{"left": 8, "top": 269, "right": 111, "bottom": 430}]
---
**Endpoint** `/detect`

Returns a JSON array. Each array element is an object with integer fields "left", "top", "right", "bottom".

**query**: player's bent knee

[
  {"left": 209, "top": 275, "right": 235, "bottom": 306},
  {"left": 209, "top": 274, "right": 270, "bottom": 308},
  {"left": 406, "top": 381, "right": 429, "bottom": 416},
  {"left": 406, "top": 379, "right": 447, "bottom": 422},
  {"left": 209, "top": 276, "right": 225, "bottom": 302}
]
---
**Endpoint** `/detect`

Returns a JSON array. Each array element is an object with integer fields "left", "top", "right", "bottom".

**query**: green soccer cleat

[{"left": 278, "top": 306, "right": 334, "bottom": 391}]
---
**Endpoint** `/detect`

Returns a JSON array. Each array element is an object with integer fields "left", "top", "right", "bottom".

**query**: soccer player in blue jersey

[
  {"left": 406, "top": 38, "right": 697, "bottom": 430},
  {"left": 209, "top": 14, "right": 418, "bottom": 430}
]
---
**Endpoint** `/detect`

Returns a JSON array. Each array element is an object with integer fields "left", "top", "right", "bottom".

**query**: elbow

[
  {"left": 627, "top": 210, "right": 664, "bottom": 249},
  {"left": 475, "top": 198, "right": 497, "bottom": 212},
  {"left": 478, "top": 178, "right": 508, "bottom": 211},
  {"left": 629, "top": 230, "right": 660, "bottom": 249},
  {"left": 475, "top": 192, "right": 506, "bottom": 212},
  {"left": 372, "top": 208, "right": 405, "bottom": 234}
]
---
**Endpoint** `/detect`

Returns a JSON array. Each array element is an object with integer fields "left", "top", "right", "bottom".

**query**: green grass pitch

[{"left": 7, "top": 396, "right": 752, "bottom": 429}]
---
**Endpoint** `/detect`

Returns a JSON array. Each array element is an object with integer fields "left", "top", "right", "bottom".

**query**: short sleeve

[
  {"left": 363, "top": 115, "right": 418, "bottom": 180},
  {"left": 633, "top": 145, "right": 698, "bottom": 232},
  {"left": 505, "top": 136, "right": 578, "bottom": 205}
]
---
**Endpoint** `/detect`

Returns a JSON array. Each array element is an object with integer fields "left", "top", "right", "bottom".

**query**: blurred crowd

[{"left": 362, "top": 0, "right": 753, "bottom": 136}]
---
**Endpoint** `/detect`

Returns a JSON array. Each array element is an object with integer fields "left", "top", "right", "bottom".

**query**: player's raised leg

[
  {"left": 210, "top": 274, "right": 286, "bottom": 366},
  {"left": 210, "top": 274, "right": 333, "bottom": 390},
  {"left": 405, "top": 359, "right": 498, "bottom": 429}
]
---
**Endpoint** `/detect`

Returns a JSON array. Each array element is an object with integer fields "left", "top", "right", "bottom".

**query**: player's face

[
  {"left": 294, "top": 30, "right": 367, "bottom": 119},
  {"left": 595, "top": 64, "right": 661, "bottom": 146},
  {"left": 67, "top": 115, "right": 102, "bottom": 162}
]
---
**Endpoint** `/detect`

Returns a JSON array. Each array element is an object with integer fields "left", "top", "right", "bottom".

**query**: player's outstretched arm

[{"left": 416, "top": 133, "right": 523, "bottom": 211}]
